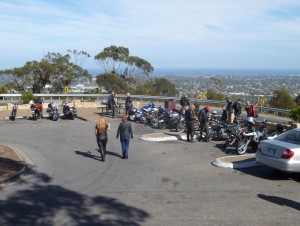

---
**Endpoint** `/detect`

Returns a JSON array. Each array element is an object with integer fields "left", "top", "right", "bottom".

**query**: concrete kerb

[
  {"left": 140, "top": 132, "right": 188, "bottom": 141},
  {"left": 212, "top": 154, "right": 262, "bottom": 169},
  {"left": 0, "top": 145, "right": 36, "bottom": 185}
]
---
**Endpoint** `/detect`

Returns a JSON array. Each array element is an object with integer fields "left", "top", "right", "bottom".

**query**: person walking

[
  {"left": 185, "top": 104, "right": 196, "bottom": 142},
  {"left": 125, "top": 92, "right": 133, "bottom": 115},
  {"left": 116, "top": 115, "right": 134, "bottom": 159},
  {"left": 198, "top": 105, "right": 211, "bottom": 141},
  {"left": 95, "top": 116, "right": 111, "bottom": 162}
]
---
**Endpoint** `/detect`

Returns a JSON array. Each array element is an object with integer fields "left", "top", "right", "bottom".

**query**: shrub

[
  {"left": 21, "top": 91, "right": 37, "bottom": 104},
  {"left": 289, "top": 106, "right": 300, "bottom": 122}
]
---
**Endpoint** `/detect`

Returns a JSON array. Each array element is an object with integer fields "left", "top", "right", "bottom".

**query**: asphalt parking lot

[{"left": 0, "top": 115, "right": 300, "bottom": 226}]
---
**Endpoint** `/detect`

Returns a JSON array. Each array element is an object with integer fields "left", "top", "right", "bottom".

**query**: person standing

[
  {"left": 95, "top": 116, "right": 111, "bottom": 162},
  {"left": 116, "top": 115, "right": 134, "bottom": 159},
  {"left": 232, "top": 98, "right": 242, "bottom": 122},
  {"left": 225, "top": 98, "right": 234, "bottom": 123},
  {"left": 180, "top": 93, "right": 190, "bottom": 114},
  {"left": 111, "top": 93, "right": 118, "bottom": 118},
  {"left": 185, "top": 104, "right": 196, "bottom": 142},
  {"left": 198, "top": 105, "right": 211, "bottom": 141},
  {"left": 125, "top": 92, "right": 133, "bottom": 115}
]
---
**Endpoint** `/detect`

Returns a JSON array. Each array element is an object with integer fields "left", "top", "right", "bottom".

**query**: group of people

[
  {"left": 95, "top": 114, "right": 133, "bottom": 162},
  {"left": 180, "top": 93, "right": 259, "bottom": 143},
  {"left": 107, "top": 92, "right": 133, "bottom": 118}
]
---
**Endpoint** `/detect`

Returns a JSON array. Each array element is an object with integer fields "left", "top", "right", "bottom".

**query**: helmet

[
  {"left": 260, "top": 119, "right": 267, "bottom": 127},
  {"left": 212, "top": 110, "right": 217, "bottom": 115},
  {"left": 247, "top": 117, "right": 255, "bottom": 125},
  {"left": 205, "top": 105, "right": 211, "bottom": 111}
]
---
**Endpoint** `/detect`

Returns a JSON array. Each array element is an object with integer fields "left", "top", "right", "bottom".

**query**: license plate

[{"left": 267, "top": 148, "right": 276, "bottom": 155}]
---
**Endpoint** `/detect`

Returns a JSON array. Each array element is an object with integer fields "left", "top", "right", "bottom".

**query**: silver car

[{"left": 256, "top": 128, "right": 300, "bottom": 173}]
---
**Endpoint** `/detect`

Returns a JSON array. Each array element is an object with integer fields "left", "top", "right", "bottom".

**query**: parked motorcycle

[
  {"left": 139, "top": 103, "right": 159, "bottom": 125},
  {"left": 9, "top": 103, "right": 19, "bottom": 121},
  {"left": 236, "top": 118, "right": 269, "bottom": 155},
  {"left": 222, "top": 123, "right": 245, "bottom": 150},
  {"left": 62, "top": 103, "right": 77, "bottom": 120},
  {"left": 47, "top": 103, "right": 59, "bottom": 121},
  {"left": 29, "top": 100, "right": 43, "bottom": 120},
  {"left": 157, "top": 109, "right": 185, "bottom": 132}
]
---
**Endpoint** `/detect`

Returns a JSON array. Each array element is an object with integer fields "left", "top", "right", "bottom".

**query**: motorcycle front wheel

[
  {"left": 53, "top": 114, "right": 59, "bottom": 121},
  {"left": 150, "top": 115, "right": 158, "bottom": 127},
  {"left": 129, "top": 114, "right": 136, "bottom": 121},
  {"left": 158, "top": 121, "right": 167, "bottom": 129},
  {"left": 205, "top": 130, "right": 214, "bottom": 142},
  {"left": 140, "top": 115, "right": 147, "bottom": 124},
  {"left": 236, "top": 139, "right": 248, "bottom": 155},
  {"left": 176, "top": 122, "right": 186, "bottom": 132}
]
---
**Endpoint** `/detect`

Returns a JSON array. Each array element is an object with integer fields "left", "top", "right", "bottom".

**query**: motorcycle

[
  {"left": 236, "top": 119, "right": 269, "bottom": 155},
  {"left": 47, "top": 103, "right": 59, "bottom": 121},
  {"left": 157, "top": 109, "right": 185, "bottom": 132},
  {"left": 62, "top": 103, "right": 77, "bottom": 120},
  {"left": 9, "top": 103, "right": 19, "bottom": 121},
  {"left": 139, "top": 103, "right": 159, "bottom": 125},
  {"left": 222, "top": 123, "right": 245, "bottom": 150},
  {"left": 29, "top": 100, "right": 43, "bottom": 120}
]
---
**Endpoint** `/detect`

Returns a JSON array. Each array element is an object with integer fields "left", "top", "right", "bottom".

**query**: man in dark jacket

[
  {"left": 232, "top": 99, "right": 242, "bottom": 122},
  {"left": 198, "top": 105, "right": 211, "bottom": 141},
  {"left": 116, "top": 115, "right": 133, "bottom": 159},
  {"left": 125, "top": 92, "right": 133, "bottom": 115},
  {"left": 180, "top": 93, "right": 190, "bottom": 114},
  {"left": 185, "top": 104, "right": 196, "bottom": 142}
]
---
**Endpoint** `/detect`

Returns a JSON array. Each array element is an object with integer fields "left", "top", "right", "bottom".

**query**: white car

[{"left": 256, "top": 128, "right": 300, "bottom": 173}]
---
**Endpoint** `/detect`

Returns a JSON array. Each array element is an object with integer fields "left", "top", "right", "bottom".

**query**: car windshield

[{"left": 275, "top": 130, "right": 300, "bottom": 145}]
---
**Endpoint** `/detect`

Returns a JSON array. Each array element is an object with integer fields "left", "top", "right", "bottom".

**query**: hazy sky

[{"left": 1, "top": 0, "right": 300, "bottom": 70}]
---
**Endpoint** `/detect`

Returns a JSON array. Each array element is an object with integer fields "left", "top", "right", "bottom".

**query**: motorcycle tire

[
  {"left": 53, "top": 114, "right": 59, "bottom": 121},
  {"left": 217, "top": 127, "right": 226, "bottom": 140},
  {"left": 176, "top": 122, "right": 186, "bottom": 133},
  {"left": 129, "top": 114, "right": 136, "bottom": 121},
  {"left": 205, "top": 130, "right": 214, "bottom": 142},
  {"left": 70, "top": 114, "right": 74, "bottom": 120},
  {"left": 150, "top": 115, "right": 158, "bottom": 127},
  {"left": 140, "top": 116, "right": 147, "bottom": 124},
  {"left": 236, "top": 140, "right": 248, "bottom": 155},
  {"left": 158, "top": 121, "right": 167, "bottom": 129}
]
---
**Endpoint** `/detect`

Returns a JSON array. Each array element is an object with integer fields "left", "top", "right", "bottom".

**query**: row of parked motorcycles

[
  {"left": 28, "top": 100, "right": 77, "bottom": 121},
  {"left": 127, "top": 103, "right": 285, "bottom": 155}
]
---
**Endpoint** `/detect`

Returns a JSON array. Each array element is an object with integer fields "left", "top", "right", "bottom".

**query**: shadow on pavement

[
  {"left": 258, "top": 194, "right": 300, "bottom": 211},
  {"left": 236, "top": 165, "right": 300, "bottom": 182},
  {"left": 0, "top": 171, "right": 151, "bottom": 225},
  {"left": 74, "top": 150, "right": 102, "bottom": 161}
]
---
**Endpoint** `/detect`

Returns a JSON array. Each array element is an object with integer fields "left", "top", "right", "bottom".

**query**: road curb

[
  {"left": 0, "top": 146, "right": 36, "bottom": 185},
  {"left": 211, "top": 154, "right": 262, "bottom": 169},
  {"left": 140, "top": 133, "right": 201, "bottom": 142}
]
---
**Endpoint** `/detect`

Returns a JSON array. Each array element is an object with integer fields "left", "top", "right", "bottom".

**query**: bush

[
  {"left": 21, "top": 91, "right": 37, "bottom": 104},
  {"left": 289, "top": 106, "right": 300, "bottom": 122}
]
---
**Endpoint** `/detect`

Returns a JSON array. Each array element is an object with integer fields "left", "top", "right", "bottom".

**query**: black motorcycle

[
  {"left": 9, "top": 103, "right": 18, "bottom": 121},
  {"left": 47, "top": 103, "right": 59, "bottom": 121},
  {"left": 63, "top": 103, "right": 77, "bottom": 120},
  {"left": 157, "top": 109, "right": 185, "bottom": 132}
]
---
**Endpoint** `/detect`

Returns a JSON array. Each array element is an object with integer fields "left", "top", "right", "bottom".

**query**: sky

[{"left": 1, "top": 0, "right": 300, "bottom": 72}]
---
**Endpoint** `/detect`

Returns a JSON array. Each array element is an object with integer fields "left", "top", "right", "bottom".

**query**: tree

[
  {"left": 290, "top": 106, "right": 300, "bottom": 122},
  {"left": 0, "top": 50, "right": 91, "bottom": 93},
  {"left": 132, "top": 78, "right": 178, "bottom": 96},
  {"left": 269, "top": 88, "right": 296, "bottom": 109},
  {"left": 94, "top": 45, "right": 153, "bottom": 85},
  {"left": 295, "top": 93, "right": 300, "bottom": 106},
  {"left": 96, "top": 73, "right": 129, "bottom": 93},
  {"left": 206, "top": 89, "right": 225, "bottom": 101}
]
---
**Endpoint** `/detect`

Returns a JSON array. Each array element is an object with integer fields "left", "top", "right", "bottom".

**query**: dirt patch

[{"left": 0, "top": 145, "right": 24, "bottom": 180}]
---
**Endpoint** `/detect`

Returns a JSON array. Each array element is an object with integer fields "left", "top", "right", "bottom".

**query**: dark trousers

[
  {"left": 112, "top": 105, "right": 117, "bottom": 118},
  {"left": 125, "top": 107, "right": 130, "bottom": 115},
  {"left": 97, "top": 136, "right": 108, "bottom": 159},
  {"left": 120, "top": 136, "right": 130, "bottom": 156},
  {"left": 199, "top": 122, "right": 209, "bottom": 139},
  {"left": 186, "top": 124, "right": 195, "bottom": 141}
]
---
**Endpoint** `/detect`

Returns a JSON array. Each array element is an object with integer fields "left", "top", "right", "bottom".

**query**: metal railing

[{"left": 0, "top": 93, "right": 291, "bottom": 115}]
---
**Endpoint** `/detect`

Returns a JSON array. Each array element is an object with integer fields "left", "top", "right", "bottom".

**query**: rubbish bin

[{"left": 164, "top": 99, "right": 176, "bottom": 110}]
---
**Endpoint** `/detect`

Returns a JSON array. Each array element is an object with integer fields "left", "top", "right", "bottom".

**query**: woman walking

[
  {"left": 95, "top": 116, "right": 111, "bottom": 162},
  {"left": 116, "top": 115, "right": 133, "bottom": 159}
]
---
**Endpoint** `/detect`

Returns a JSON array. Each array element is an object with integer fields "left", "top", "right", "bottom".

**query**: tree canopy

[
  {"left": 96, "top": 73, "right": 129, "bottom": 94},
  {"left": 132, "top": 78, "right": 178, "bottom": 96},
  {"left": 0, "top": 50, "right": 91, "bottom": 93},
  {"left": 94, "top": 45, "right": 153, "bottom": 84},
  {"left": 269, "top": 88, "right": 296, "bottom": 109}
]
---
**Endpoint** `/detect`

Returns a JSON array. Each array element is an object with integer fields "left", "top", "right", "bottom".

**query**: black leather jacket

[{"left": 116, "top": 121, "right": 133, "bottom": 138}]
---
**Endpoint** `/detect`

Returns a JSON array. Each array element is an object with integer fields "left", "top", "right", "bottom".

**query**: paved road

[{"left": 0, "top": 118, "right": 299, "bottom": 225}]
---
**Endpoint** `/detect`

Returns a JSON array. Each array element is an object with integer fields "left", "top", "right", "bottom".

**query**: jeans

[
  {"left": 112, "top": 105, "right": 117, "bottom": 118},
  {"left": 120, "top": 136, "right": 130, "bottom": 155}
]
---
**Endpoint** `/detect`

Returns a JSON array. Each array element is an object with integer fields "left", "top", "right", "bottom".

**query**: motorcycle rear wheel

[
  {"left": 236, "top": 140, "right": 248, "bottom": 155},
  {"left": 140, "top": 116, "right": 147, "bottom": 124},
  {"left": 176, "top": 122, "right": 186, "bottom": 132}
]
